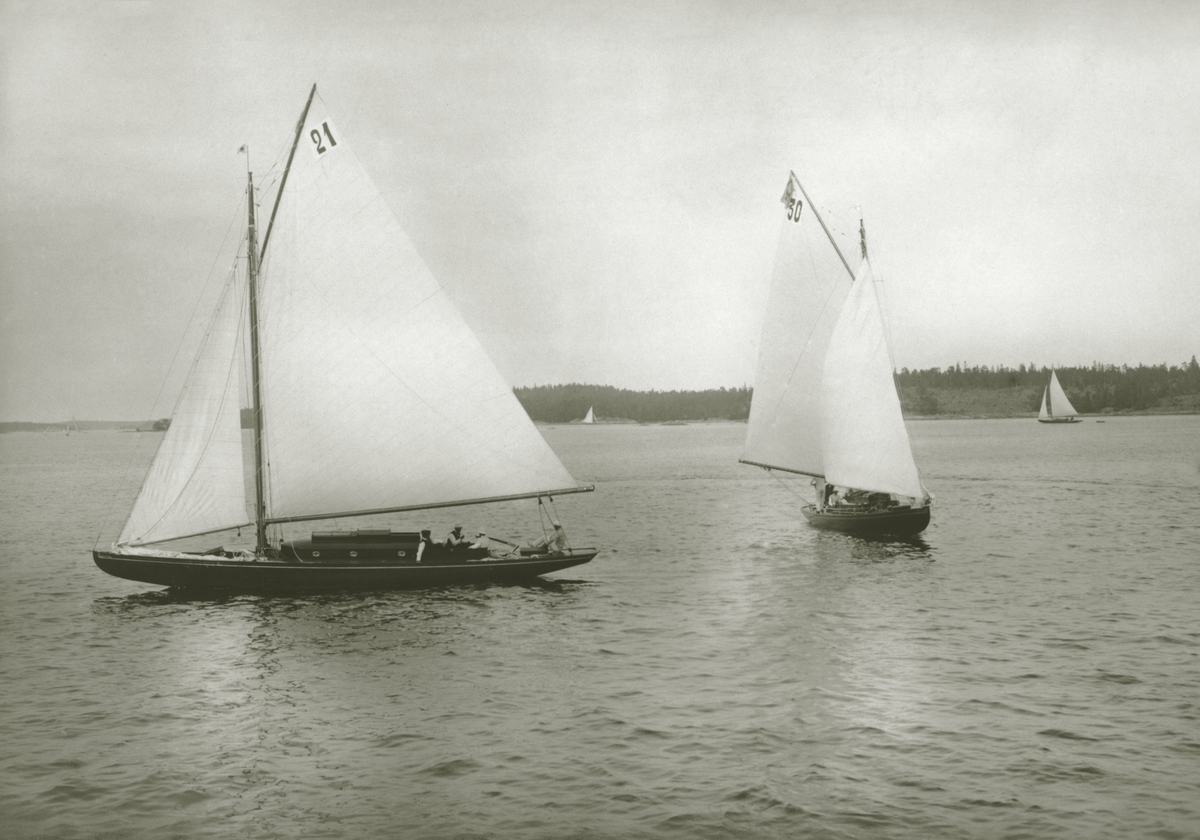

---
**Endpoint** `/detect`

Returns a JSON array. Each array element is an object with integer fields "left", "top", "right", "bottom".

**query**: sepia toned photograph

[{"left": 2, "top": 2, "right": 1198, "bottom": 838}]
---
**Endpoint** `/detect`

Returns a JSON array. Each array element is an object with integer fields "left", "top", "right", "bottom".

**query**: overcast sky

[{"left": 3, "top": 0, "right": 1199, "bottom": 422}]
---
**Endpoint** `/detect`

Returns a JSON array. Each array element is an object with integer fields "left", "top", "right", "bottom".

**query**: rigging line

[
  {"left": 859, "top": 220, "right": 899, "bottom": 372},
  {"left": 546, "top": 495, "right": 571, "bottom": 550},
  {"left": 769, "top": 469, "right": 811, "bottom": 503},
  {"left": 538, "top": 497, "right": 550, "bottom": 542},
  {"left": 127, "top": 272, "right": 248, "bottom": 544},
  {"left": 147, "top": 204, "right": 247, "bottom": 423},
  {"left": 95, "top": 201, "right": 247, "bottom": 550}
]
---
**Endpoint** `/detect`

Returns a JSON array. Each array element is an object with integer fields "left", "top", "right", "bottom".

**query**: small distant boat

[
  {"left": 94, "top": 84, "right": 599, "bottom": 592},
  {"left": 1038, "top": 371, "right": 1082, "bottom": 424},
  {"left": 582, "top": 406, "right": 595, "bottom": 424},
  {"left": 740, "top": 171, "right": 931, "bottom": 537}
]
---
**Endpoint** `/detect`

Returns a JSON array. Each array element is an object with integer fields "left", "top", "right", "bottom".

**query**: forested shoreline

[
  {"left": 5, "top": 359, "right": 1198, "bottom": 432},
  {"left": 514, "top": 384, "right": 753, "bottom": 424},
  {"left": 894, "top": 358, "right": 1200, "bottom": 417},
  {"left": 516, "top": 358, "right": 1200, "bottom": 422}
]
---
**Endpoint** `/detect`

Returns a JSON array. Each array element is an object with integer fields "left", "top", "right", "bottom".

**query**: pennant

[{"left": 781, "top": 175, "right": 802, "bottom": 221}]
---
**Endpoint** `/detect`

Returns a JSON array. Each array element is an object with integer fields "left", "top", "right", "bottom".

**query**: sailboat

[
  {"left": 1037, "top": 370, "right": 1081, "bottom": 423},
  {"left": 581, "top": 406, "right": 595, "bottom": 424},
  {"left": 93, "top": 85, "right": 599, "bottom": 592},
  {"left": 740, "top": 171, "right": 932, "bottom": 537}
]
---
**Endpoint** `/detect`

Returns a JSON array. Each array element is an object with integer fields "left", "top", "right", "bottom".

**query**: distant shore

[{"left": 6, "top": 407, "right": 1199, "bottom": 435}]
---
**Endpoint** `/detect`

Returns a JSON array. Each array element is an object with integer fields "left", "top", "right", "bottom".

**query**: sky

[{"left": 2, "top": 0, "right": 1199, "bottom": 422}]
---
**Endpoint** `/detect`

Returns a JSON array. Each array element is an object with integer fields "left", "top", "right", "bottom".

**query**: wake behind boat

[
  {"left": 740, "top": 172, "right": 932, "bottom": 537},
  {"left": 1038, "top": 370, "right": 1082, "bottom": 423},
  {"left": 94, "top": 85, "right": 598, "bottom": 592}
]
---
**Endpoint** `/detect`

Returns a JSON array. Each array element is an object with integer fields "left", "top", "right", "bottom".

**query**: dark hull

[
  {"left": 1037, "top": 418, "right": 1081, "bottom": 423},
  {"left": 801, "top": 504, "right": 931, "bottom": 537},
  {"left": 93, "top": 548, "right": 598, "bottom": 593}
]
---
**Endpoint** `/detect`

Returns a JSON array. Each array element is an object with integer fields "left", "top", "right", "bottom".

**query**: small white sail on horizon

[
  {"left": 1039, "top": 370, "right": 1079, "bottom": 421},
  {"left": 582, "top": 406, "right": 595, "bottom": 424}
]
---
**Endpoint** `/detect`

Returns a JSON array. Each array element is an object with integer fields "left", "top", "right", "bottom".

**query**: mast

[
  {"left": 242, "top": 84, "right": 317, "bottom": 553},
  {"left": 246, "top": 173, "right": 269, "bottom": 552},
  {"left": 260, "top": 83, "right": 317, "bottom": 262}
]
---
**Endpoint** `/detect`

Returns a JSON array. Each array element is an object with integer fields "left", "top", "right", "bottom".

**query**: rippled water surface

[{"left": 2, "top": 418, "right": 1199, "bottom": 839}]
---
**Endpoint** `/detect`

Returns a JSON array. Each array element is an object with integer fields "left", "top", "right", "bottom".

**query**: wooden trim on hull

[
  {"left": 801, "top": 504, "right": 930, "bottom": 537},
  {"left": 93, "top": 549, "right": 598, "bottom": 593}
]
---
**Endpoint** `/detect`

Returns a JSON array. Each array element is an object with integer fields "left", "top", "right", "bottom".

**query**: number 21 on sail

[{"left": 309, "top": 120, "right": 339, "bottom": 157}]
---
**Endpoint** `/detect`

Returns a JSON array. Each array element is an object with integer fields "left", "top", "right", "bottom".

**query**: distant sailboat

[
  {"left": 740, "top": 171, "right": 931, "bottom": 537},
  {"left": 93, "top": 84, "right": 599, "bottom": 592},
  {"left": 582, "top": 406, "right": 595, "bottom": 424},
  {"left": 1038, "top": 370, "right": 1082, "bottom": 424}
]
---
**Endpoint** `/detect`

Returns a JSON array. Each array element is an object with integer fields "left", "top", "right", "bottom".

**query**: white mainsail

[
  {"left": 1046, "top": 370, "right": 1078, "bottom": 419},
  {"left": 256, "top": 96, "right": 577, "bottom": 521},
  {"left": 741, "top": 177, "right": 855, "bottom": 476},
  {"left": 119, "top": 271, "right": 250, "bottom": 545},
  {"left": 582, "top": 407, "right": 594, "bottom": 424},
  {"left": 820, "top": 258, "right": 924, "bottom": 500}
]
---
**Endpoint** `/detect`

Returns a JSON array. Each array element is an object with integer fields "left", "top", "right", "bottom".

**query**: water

[{"left": 2, "top": 418, "right": 1199, "bottom": 839}]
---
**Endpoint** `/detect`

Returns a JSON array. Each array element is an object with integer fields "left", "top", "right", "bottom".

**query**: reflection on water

[
  {"left": 813, "top": 531, "right": 935, "bottom": 563},
  {"left": 3, "top": 418, "right": 1200, "bottom": 839}
]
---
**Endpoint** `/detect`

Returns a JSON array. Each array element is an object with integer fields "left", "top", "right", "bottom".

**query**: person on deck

[
  {"left": 446, "top": 525, "right": 469, "bottom": 550},
  {"left": 416, "top": 529, "right": 433, "bottom": 563},
  {"left": 825, "top": 486, "right": 842, "bottom": 509},
  {"left": 527, "top": 515, "right": 569, "bottom": 555}
]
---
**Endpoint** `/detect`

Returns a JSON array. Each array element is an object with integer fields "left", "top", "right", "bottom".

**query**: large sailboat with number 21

[{"left": 94, "top": 85, "right": 600, "bottom": 591}]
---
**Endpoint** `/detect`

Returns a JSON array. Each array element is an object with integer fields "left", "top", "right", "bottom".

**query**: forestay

[
  {"left": 741, "top": 178, "right": 855, "bottom": 477},
  {"left": 820, "top": 258, "right": 925, "bottom": 500},
  {"left": 120, "top": 272, "right": 250, "bottom": 545},
  {"left": 256, "top": 96, "right": 577, "bottom": 521}
]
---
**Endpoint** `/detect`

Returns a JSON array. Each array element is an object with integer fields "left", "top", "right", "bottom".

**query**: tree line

[
  {"left": 15, "top": 359, "right": 1187, "bottom": 434},
  {"left": 515, "top": 358, "right": 1200, "bottom": 421},
  {"left": 513, "top": 384, "right": 753, "bottom": 423},
  {"left": 895, "top": 357, "right": 1200, "bottom": 414}
]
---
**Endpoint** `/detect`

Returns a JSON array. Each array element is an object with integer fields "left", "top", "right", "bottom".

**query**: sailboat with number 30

[
  {"left": 94, "top": 85, "right": 599, "bottom": 592},
  {"left": 740, "top": 171, "right": 932, "bottom": 537}
]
